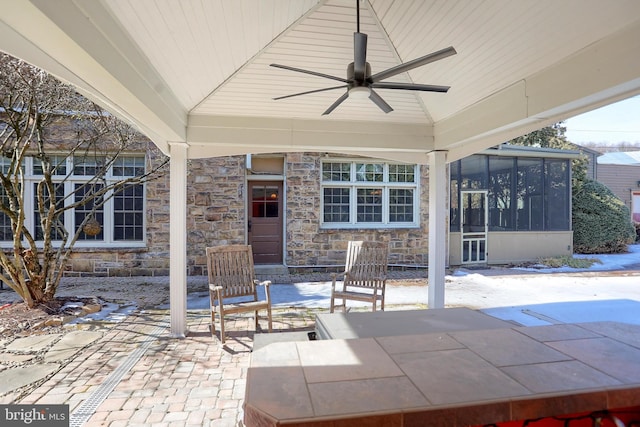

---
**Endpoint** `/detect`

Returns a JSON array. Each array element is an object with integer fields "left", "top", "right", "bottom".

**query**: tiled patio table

[{"left": 244, "top": 314, "right": 640, "bottom": 427}]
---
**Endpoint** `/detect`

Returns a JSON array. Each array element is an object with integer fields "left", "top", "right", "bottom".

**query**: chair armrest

[
  {"left": 254, "top": 279, "right": 271, "bottom": 287},
  {"left": 331, "top": 271, "right": 347, "bottom": 280},
  {"left": 331, "top": 271, "right": 348, "bottom": 290},
  {"left": 254, "top": 280, "right": 272, "bottom": 303},
  {"left": 208, "top": 284, "right": 224, "bottom": 308}
]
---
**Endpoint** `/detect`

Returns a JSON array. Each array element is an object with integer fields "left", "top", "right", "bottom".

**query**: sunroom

[{"left": 449, "top": 145, "right": 577, "bottom": 266}]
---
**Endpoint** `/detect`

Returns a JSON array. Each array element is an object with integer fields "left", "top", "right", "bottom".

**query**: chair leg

[
  {"left": 254, "top": 310, "right": 259, "bottom": 330},
  {"left": 330, "top": 293, "right": 335, "bottom": 313},
  {"left": 218, "top": 308, "right": 226, "bottom": 345},
  {"left": 210, "top": 309, "right": 217, "bottom": 336},
  {"left": 267, "top": 307, "right": 272, "bottom": 332}
]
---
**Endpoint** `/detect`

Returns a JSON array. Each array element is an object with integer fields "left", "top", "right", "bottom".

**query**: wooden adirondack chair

[
  {"left": 206, "top": 245, "right": 272, "bottom": 344},
  {"left": 330, "top": 241, "right": 389, "bottom": 313}
]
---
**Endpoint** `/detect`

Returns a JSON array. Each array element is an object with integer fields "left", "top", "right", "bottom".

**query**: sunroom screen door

[{"left": 461, "top": 190, "right": 488, "bottom": 264}]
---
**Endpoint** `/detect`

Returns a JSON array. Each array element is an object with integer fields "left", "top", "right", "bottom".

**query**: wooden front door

[{"left": 248, "top": 181, "right": 283, "bottom": 264}]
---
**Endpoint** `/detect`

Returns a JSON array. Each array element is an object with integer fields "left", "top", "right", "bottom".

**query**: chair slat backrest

[
  {"left": 344, "top": 241, "right": 388, "bottom": 289},
  {"left": 206, "top": 245, "right": 258, "bottom": 300}
]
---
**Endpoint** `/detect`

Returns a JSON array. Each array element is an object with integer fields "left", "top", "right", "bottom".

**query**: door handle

[{"left": 248, "top": 219, "right": 252, "bottom": 232}]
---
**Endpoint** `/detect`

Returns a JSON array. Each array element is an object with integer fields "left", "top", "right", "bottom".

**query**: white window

[
  {"left": 0, "top": 155, "right": 146, "bottom": 247},
  {"left": 321, "top": 160, "right": 419, "bottom": 228},
  {"left": 632, "top": 191, "right": 640, "bottom": 223}
]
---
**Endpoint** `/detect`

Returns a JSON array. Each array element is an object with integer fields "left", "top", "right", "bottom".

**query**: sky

[{"left": 564, "top": 95, "right": 640, "bottom": 145}]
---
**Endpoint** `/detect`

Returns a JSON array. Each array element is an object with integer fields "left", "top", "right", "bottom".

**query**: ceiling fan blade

[
  {"left": 322, "top": 92, "right": 349, "bottom": 115},
  {"left": 354, "top": 32, "right": 367, "bottom": 82},
  {"left": 372, "top": 82, "right": 450, "bottom": 93},
  {"left": 370, "top": 46, "right": 457, "bottom": 83},
  {"left": 270, "top": 63, "right": 348, "bottom": 83},
  {"left": 273, "top": 85, "right": 349, "bottom": 100},
  {"left": 368, "top": 89, "right": 393, "bottom": 113}
]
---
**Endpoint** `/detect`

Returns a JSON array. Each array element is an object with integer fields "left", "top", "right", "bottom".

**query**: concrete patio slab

[
  {"left": 253, "top": 331, "right": 312, "bottom": 351},
  {"left": 0, "top": 353, "right": 35, "bottom": 363},
  {"left": 44, "top": 330, "right": 103, "bottom": 363},
  {"left": 5, "top": 334, "right": 61, "bottom": 352},
  {"left": 0, "top": 364, "right": 60, "bottom": 395}
]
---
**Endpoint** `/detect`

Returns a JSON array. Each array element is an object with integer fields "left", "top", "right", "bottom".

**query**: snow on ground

[
  {"left": 61, "top": 244, "right": 640, "bottom": 325},
  {"left": 186, "top": 245, "right": 640, "bottom": 316},
  {"left": 447, "top": 244, "right": 640, "bottom": 325},
  {"left": 510, "top": 243, "right": 640, "bottom": 273}
]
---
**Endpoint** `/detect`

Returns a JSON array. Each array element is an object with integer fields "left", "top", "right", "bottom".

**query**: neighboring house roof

[
  {"left": 571, "top": 144, "right": 602, "bottom": 156},
  {"left": 597, "top": 151, "right": 640, "bottom": 165}
]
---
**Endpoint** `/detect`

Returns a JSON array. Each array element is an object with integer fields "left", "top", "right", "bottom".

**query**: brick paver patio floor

[{"left": 18, "top": 307, "right": 320, "bottom": 426}]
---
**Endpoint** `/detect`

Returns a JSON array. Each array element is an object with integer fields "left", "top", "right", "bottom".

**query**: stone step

[
  {"left": 253, "top": 331, "right": 315, "bottom": 351},
  {"left": 254, "top": 264, "right": 289, "bottom": 276}
]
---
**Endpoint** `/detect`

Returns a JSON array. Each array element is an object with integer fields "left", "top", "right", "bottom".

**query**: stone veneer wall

[
  {"left": 64, "top": 151, "right": 431, "bottom": 276},
  {"left": 185, "top": 156, "right": 247, "bottom": 275},
  {"left": 284, "top": 153, "right": 430, "bottom": 268},
  {"left": 65, "top": 154, "right": 248, "bottom": 277}
]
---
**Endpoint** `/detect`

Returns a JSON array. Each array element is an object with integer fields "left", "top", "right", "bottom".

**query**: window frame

[
  {"left": 321, "top": 159, "right": 420, "bottom": 229},
  {"left": 450, "top": 154, "right": 571, "bottom": 233},
  {"left": 1, "top": 154, "right": 146, "bottom": 248}
]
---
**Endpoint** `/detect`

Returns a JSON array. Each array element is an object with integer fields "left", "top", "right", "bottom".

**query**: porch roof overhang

[
  {"left": 2, "top": 0, "right": 640, "bottom": 338},
  {"left": 1, "top": 0, "right": 639, "bottom": 164}
]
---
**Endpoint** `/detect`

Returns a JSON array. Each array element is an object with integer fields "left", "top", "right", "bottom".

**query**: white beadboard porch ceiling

[{"left": 1, "top": 0, "right": 640, "bottom": 162}]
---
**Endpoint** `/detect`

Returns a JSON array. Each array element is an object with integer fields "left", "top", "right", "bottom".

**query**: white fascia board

[
  {"left": 526, "top": 20, "right": 640, "bottom": 120},
  {"left": 435, "top": 20, "right": 640, "bottom": 164},
  {"left": 187, "top": 115, "right": 434, "bottom": 161},
  {"left": 0, "top": 0, "right": 186, "bottom": 154},
  {"left": 187, "top": 142, "right": 432, "bottom": 164}
]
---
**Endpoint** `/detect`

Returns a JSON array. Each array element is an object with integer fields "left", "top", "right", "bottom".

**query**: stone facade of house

[
  {"left": 26, "top": 119, "right": 573, "bottom": 277},
  {"left": 4, "top": 109, "right": 573, "bottom": 278},
  {"left": 27, "top": 138, "right": 575, "bottom": 277},
  {"left": 62, "top": 151, "right": 430, "bottom": 277}
]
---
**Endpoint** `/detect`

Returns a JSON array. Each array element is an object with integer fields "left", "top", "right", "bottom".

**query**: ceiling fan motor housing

[
  {"left": 347, "top": 62, "right": 372, "bottom": 88},
  {"left": 270, "top": 0, "right": 455, "bottom": 114}
]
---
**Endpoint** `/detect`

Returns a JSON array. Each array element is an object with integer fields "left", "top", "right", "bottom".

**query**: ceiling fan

[{"left": 270, "top": 1, "right": 456, "bottom": 115}]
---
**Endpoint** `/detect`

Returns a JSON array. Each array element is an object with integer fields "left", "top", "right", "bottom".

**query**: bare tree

[
  {"left": 0, "top": 53, "right": 168, "bottom": 308},
  {"left": 508, "top": 123, "right": 589, "bottom": 188}
]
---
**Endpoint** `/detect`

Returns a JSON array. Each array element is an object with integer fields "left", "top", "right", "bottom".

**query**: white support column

[
  {"left": 428, "top": 151, "right": 447, "bottom": 309},
  {"left": 169, "top": 142, "right": 189, "bottom": 337}
]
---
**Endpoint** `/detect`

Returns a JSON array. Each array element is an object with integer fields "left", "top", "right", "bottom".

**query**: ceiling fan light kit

[
  {"left": 271, "top": 0, "right": 456, "bottom": 115},
  {"left": 348, "top": 86, "right": 371, "bottom": 99}
]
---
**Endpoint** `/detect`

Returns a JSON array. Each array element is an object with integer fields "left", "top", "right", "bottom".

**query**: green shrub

[
  {"left": 572, "top": 180, "right": 635, "bottom": 253},
  {"left": 538, "top": 255, "right": 600, "bottom": 269}
]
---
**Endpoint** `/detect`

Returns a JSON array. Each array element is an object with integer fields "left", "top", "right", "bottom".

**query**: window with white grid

[
  {"left": 321, "top": 160, "right": 419, "bottom": 228},
  {"left": 0, "top": 155, "right": 146, "bottom": 247}
]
